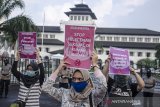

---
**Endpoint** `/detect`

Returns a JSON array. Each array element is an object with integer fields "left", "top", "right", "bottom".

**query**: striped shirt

[
  {"left": 18, "top": 81, "right": 41, "bottom": 107},
  {"left": 11, "top": 61, "right": 45, "bottom": 107}
]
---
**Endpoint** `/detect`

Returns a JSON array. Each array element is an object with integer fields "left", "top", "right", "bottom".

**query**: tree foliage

[
  {"left": 0, "top": 0, "right": 37, "bottom": 47},
  {"left": 137, "top": 58, "right": 156, "bottom": 68},
  {"left": 155, "top": 44, "right": 160, "bottom": 59}
]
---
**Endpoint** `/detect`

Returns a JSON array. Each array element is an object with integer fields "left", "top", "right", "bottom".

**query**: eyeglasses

[{"left": 72, "top": 77, "right": 84, "bottom": 81}]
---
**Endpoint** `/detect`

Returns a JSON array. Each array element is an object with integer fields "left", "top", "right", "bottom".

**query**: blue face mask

[
  {"left": 24, "top": 70, "right": 37, "bottom": 77},
  {"left": 71, "top": 81, "right": 88, "bottom": 92}
]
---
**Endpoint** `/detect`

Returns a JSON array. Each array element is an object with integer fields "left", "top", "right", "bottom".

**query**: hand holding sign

[
  {"left": 56, "top": 57, "right": 70, "bottom": 73},
  {"left": 91, "top": 51, "right": 98, "bottom": 66},
  {"left": 15, "top": 50, "right": 20, "bottom": 61},
  {"left": 36, "top": 48, "right": 42, "bottom": 63}
]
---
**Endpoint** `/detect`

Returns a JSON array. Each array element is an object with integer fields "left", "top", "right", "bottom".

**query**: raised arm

[
  {"left": 91, "top": 51, "right": 107, "bottom": 106},
  {"left": 130, "top": 67, "right": 145, "bottom": 91},
  {"left": 36, "top": 49, "right": 45, "bottom": 86},
  {"left": 11, "top": 51, "right": 21, "bottom": 81},
  {"left": 42, "top": 57, "right": 69, "bottom": 102}
]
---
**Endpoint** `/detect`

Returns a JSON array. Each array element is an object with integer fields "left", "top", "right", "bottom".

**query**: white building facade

[{"left": 37, "top": 3, "right": 160, "bottom": 67}]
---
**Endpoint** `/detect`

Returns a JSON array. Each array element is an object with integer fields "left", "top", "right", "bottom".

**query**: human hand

[
  {"left": 105, "top": 54, "right": 111, "bottom": 64},
  {"left": 57, "top": 57, "right": 70, "bottom": 72},
  {"left": 91, "top": 51, "right": 98, "bottom": 66},
  {"left": 36, "top": 48, "right": 41, "bottom": 59},
  {"left": 130, "top": 67, "right": 136, "bottom": 75},
  {"left": 15, "top": 51, "right": 20, "bottom": 61}
]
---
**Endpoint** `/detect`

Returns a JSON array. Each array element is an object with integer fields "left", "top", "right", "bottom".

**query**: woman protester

[
  {"left": 143, "top": 68, "right": 156, "bottom": 107},
  {"left": 0, "top": 58, "right": 12, "bottom": 98},
  {"left": 11, "top": 49, "right": 45, "bottom": 107},
  {"left": 102, "top": 56, "right": 145, "bottom": 107},
  {"left": 42, "top": 51, "right": 107, "bottom": 107}
]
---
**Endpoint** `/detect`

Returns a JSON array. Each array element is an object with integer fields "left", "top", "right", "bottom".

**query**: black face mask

[
  {"left": 146, "top": 69, "right": 151, "bottom": 78},
  {"left": 4, "top": 59, "right": 9, "bottom": 65}
]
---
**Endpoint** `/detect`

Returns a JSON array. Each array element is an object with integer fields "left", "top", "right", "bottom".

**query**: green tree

[
  {"left": 0, "top": 0, "right": 37, "bottom": 47},
  {"left": 137, "top": 58, "right": 156, "bottom": 69},
  {"left": 155, "top": 44, "right": 160, "bottom": 59}
]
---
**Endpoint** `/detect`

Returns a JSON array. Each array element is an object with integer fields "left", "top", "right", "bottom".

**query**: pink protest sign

[
  {"left": 109, "top": 47, "right": 130, "bottom": 75},
  {"left": 64, "top": 25, "right": 95, "bottom": 70},
  {"left": 18, "top": 32, "right": 37, "bottom": 59}
]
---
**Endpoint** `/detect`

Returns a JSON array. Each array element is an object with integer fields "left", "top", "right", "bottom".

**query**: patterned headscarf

[{"left": 70, "top": 69, "right": 94, "bottom": 102}]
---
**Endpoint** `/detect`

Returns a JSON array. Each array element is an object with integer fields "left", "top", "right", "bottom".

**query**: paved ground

[
  {"left": 0, "top": 84, "right": 160, "bottom": 107},
  {"left": 0, "top": 84, "right": 61, "bottom": 107}
]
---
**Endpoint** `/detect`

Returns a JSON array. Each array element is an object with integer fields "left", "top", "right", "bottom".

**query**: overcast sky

[{"left": 11, "top": 0, "right": 160, "bottom": 32}]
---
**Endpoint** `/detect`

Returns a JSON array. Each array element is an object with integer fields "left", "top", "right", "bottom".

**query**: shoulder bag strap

[
  {"left": 25, "top": 85, "right": 33, "bottom": 102},
  {"left": 89, "top": 92, "right": 93, "bottom": 107}
]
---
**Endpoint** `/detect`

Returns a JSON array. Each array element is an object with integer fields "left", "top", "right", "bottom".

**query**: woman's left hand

[
  {"left": 91, "top": 51, "right": 98, "bottom": 66},
  {"left": 130, "top": 67, "right": 136, "bottom": 75}
]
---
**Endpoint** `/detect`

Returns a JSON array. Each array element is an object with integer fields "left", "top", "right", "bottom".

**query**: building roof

[
  {"left": 95, "top": 41, "right": 158, "bottom": 49},
  {"left": 49, "top": 49, "right": 64, "bottom": 54},
  {"left": 65, "top": 3, "right": 97, "bottom": 19},
  {"left": 37, "top": 26, "right": 160, "bottom": 36},
  {"left": 46, "top": 40, "right": 158, "bottom": 54},
  {"left": 37, "top": 26, "right": 63, "bottom": 33},
  {"left": 37, "top": 39, "right": 64, "bottom": 45},
  {"left": 96, "top": 27, "right": 160, "bottom": 36}
]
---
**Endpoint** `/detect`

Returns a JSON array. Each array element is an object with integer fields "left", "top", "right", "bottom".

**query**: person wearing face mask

[
  {"left": 143, "top": 68, "right": 156, "bottom": 107},
  {"left": 0, "top": 58, "right": 12, "bottom": 98},
  {"left": 11, "top": 49, "right": 45, "bottom": 107},
  {"left": 102, "top": 55, "right": 145, "bottom": 107},
  {"left": 42, "top": 51, "right": 107, "bottom": 107}
]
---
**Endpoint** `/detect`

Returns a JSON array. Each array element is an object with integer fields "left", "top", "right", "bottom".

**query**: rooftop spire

[{"left": 81, "top": 0, "right": 84, "bottom": 4}]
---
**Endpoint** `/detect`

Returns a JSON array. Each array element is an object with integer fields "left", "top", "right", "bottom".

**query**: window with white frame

[
  {"left": 70, "top": 16, "right": 73, "bottom": 20},
  {"left": 130, "top": 52, "right": 134, "bottom": 56},
  {"left": 107, "top": 37, "right": 112, "bottom": 41},
  {"left": 82, "top": 16, "right": 84, "bottom": 21},
  {"left": 121, "top": 37, "right": 127, "bottom": 42},
  {"left": 86, "top": 16, "right": 88, "bottom": 21},
  {"left": 114, "top": 37, "right": 120, "bottom": 41},
  {"left": 78, "top": 16, "right": 81, "bottom": 20},
  {"left": 74, "top": 16, "right": 77, "bottom": 20},
  {"left": 145, "top": 38, "right": 151, "bottom": 42},
  {"left": 100, "top": 36, "right": 105, "bottom": 41},
  {"left": 153, "top": 38, "right": 159, "bottom": 43},
  {"left": 50, "top": 34, "right": 55, "bottom": 39},
  {"left": 129, "top": 37, "right": 135, "bottom": 42},
  {"left": 146, "top": 52, "right": 151, "bottom": 57},
  {"left": 43, "top": 34, "right": 48, "bottom": 38},
  {"left": 138, "top": 52, "right": 142, "bottom": 57},
  {"left": 137, "top": 37, "right": 143, "bottom": 42}
]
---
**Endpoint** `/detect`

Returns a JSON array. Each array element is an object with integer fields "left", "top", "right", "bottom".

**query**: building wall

[{"left": 97, "top": 47, "right": 156, "bottom": 65}]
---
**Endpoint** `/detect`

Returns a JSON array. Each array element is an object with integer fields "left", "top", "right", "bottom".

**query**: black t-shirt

[{"left": 107, "top": 77, "right": 139, "bottom": 107}]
